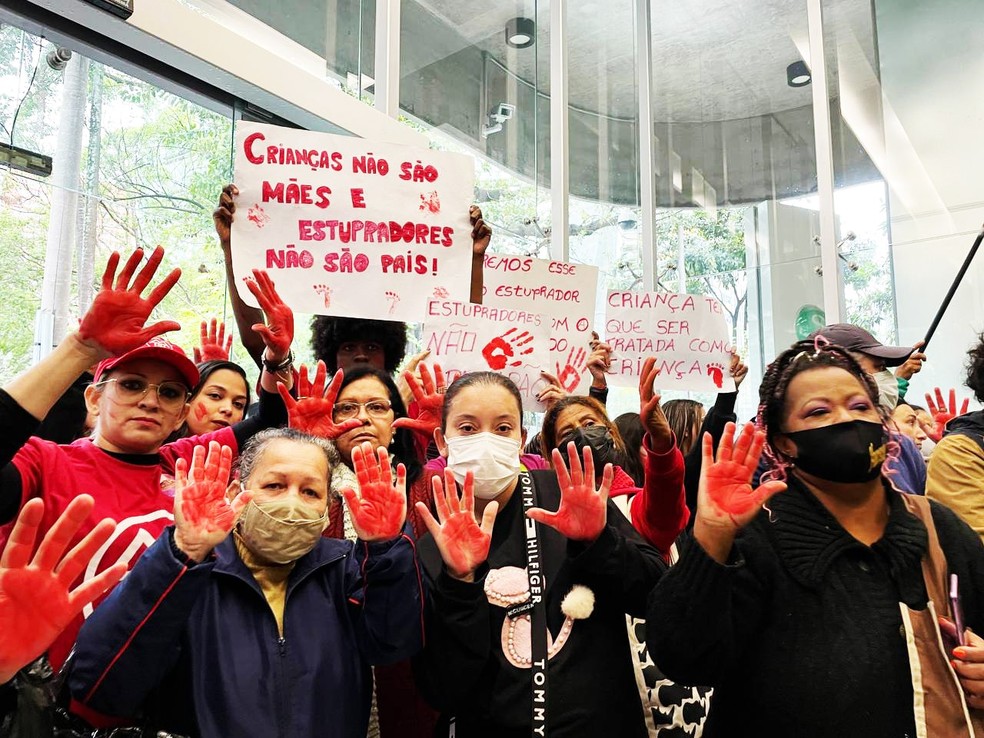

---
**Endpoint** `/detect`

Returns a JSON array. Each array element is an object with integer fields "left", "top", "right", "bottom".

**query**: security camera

[
  {"left": 490, "top": 103, "right": 516, "bottom": 123},
  {"left": 617, "top": 209, "right": 638, "bottom": 232}
]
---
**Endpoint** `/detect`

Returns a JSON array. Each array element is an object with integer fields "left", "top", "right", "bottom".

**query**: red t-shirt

[{"left": 2, "top": 427, "right": 237, "bottom": 669}]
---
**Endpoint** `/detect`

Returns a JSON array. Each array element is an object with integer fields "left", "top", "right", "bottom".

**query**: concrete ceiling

[{"left": 407, "top": 0, "right": 876, "bottom": 123}]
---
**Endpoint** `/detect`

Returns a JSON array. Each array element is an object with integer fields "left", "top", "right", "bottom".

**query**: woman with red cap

[{"left": 0, "top": 246, "right": 294, "bottom": 671}]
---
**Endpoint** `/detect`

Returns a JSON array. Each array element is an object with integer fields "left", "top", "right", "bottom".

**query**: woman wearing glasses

[{"left": 0, "top": 247, "right": 293, "bottom": 672}]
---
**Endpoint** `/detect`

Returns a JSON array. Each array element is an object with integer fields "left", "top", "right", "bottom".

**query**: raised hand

[
  {"left": 245, "top": 269, "right": 294, "bottom": 363},
  {"left": 341, "top": 443, "right": 408, "bottom": 542},
  {"left": 277, "top": 362, "right": 362, "bottom": 439},
  {"left": 392, "top": 363, "right": 446, "bottom": 438},
  {"left": 529, "top": 443, "right": 612, "bottom": 542},
  {"left": 925, "top": 387, "right": 969, "bottom": 442},
  {"left": 213, "top": 183, "right": 237, "bottom": 247},
  {"left": 0, "top": 495, "right": 126, "bottom": 683},
  {"left": 535, "top": 371, "right": 568, "bottom": 409},
  {"left": 639, "top": 356, "right": 673, "bottom": 452},
  {"left": 77, "top": 246, "right": 181, "bottom": 357},
  {"left": 586, "top": 331, "right": 613, "bottom": 386},
  {"left": 694, "top": 422, "right": 785, "bottom": 563},
  {"left": 395, "top": 349, "right": 430, "bottom": 407},
  {"left": 896, "top": 340, "right": 926, "bottom": 381},
  {"left": 173, "top": 441, "right": 251, "bottom": 562},
  {"left": 470, "top": 205, "right": 492, "bottom": 258},
  {"left": 729, "top": 352, "right": 749, "bottom": 389},
  {"left": 194, "top": 318, "right": 233, "bottom": 363},
  {"left": 416, "top": 469, "right": 498, "bottom": 581}
]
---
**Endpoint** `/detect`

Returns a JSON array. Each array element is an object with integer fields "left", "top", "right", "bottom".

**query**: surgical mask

[
  {"left": 785, "top": 419, "right": 888, "bottom": 484},
  {"left": 920, "top": 436, "right": 936, "bottom": 460},
  {"left": 238, "top": 495, "right": 328, "bottom": 565},
  {"left": 445, "top": 432, "right": 522, "bottom": 500},
  {"left": 559, "top": 425, "right": 618, "bottom": 469},
  {"left": 872, "top": 369, "right": 900, "bottom": 412}
]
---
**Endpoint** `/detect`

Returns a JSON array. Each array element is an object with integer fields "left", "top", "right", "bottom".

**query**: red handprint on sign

[
  {"left": 481, "top": 328, "right": 534, "bottom": 370},
  {"left": 555, "top": 346, "right": 587, "bottom": 392}
]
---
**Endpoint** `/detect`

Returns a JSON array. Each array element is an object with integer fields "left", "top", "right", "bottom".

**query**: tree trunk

[
  {"left": 35, "top": 53, "right": 89, "bottom": 360},
  {"left": 78, "top": 62, "right": 103, "bottom": 314}
]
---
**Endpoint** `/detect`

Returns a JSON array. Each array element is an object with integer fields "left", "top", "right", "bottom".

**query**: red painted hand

[
  {"left": 245, "top": 269, "right": 294, "bottom": 361},
  {"left": 194, "top": 318, "right": 233, "bottom": 363},
  {"left": 482, "top": 328, "right": 534, "bottom": 370},
  {"left": 528, "top": 443, "right": 611, "bottom": 542},
  {"left": 77, "top": 246, "right": 181, "bottom": 357},
  {"left": 556, "top": 346, "right": 587, "bottom": 392},
  {"left": 341, "top": 443, "right": 408, "bottom": 542},
  {"left": 392, "top": 363, "right": 446, "bottom": 438},
  {"left": 698, "top": 422, "right": 786, "bottom": 528},
  {"left": 0, "top": 495, "right": 126, "bottom": 683},
  {"left": 416, "top": 469, "right": 498, "bottom": 580},
  {"left": 277, "top": 362, "right": 363, "bottom": 440},
  {"left": 174, "top": 441, "right": 252, "bottom": 562},
  {"left": 925, "top": 387, "right": 969, "bottom": 442},
  {"left": 639, "top": 356, "right": 673, "bottom": 452}
]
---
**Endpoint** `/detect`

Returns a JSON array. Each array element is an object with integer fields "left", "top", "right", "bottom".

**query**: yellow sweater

[
  {"left": 233, "top": 532, "right": 294, "bottom": 637},
  {"left": 926, "top": 433, "right": 984, "bottom": 542}
]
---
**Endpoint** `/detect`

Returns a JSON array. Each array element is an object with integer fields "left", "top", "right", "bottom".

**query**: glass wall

[
  {"left": 3, "top": 0, "right": 981, "bottom": 415},
  {"left": 823, "top": 0, "right": 984, "bottom": 401},
  {"left": 0, "top": 24, "right": 235, "bottom": 381}
]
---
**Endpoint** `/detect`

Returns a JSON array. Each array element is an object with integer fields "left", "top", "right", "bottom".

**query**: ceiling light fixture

[
  {"left": 787, "top": 60, "right": 812, "bottom": 87},
  {"left": 505, "top": 17, "right": 535, "bottom": 49},
  {"left": 46, "top": 47, "right": 72, "bottom": 71}
]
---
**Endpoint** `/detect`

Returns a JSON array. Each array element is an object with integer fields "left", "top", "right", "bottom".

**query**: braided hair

[{"left": 755, "top": 338, "right": 890, "bottom": 481}]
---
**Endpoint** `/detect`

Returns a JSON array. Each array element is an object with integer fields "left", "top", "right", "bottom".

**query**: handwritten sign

[
  {"left": 230, "top": 122, "right": 475, "bottom": 322},
  {"left": 605, "top": 291, "right": 735, "bottom": 392},
  {"left": 422, "top": 301, "right": 553, "bottom": 410},
  {"left": 481, "top": 255, "right": 600, "bottom": 395}
]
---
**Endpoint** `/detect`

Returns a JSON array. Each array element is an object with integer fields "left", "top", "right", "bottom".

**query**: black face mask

[
  {"left": 784, "top": 419, "right": 888, "bottom": 483},
  {"left": 559, "top": 425, "right": 618, "bottom": 469}
]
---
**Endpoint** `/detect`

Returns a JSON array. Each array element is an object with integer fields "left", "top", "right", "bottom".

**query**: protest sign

[
  {"left": 422, "top": 300, "right": 553, "bottom": 410},
  {"left": 481, "top": 255, "right": 599, "bottom": 394},
  {"left": 230, "top": 122, "right": 475, "bottom": 322},
  {"left": 605, "top": 291, "right": 735, "bottom": 392}
]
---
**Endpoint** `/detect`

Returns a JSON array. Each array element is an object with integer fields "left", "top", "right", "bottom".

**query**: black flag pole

[{"left": 921, "top": 225, "right": 984, "bottom": 352}]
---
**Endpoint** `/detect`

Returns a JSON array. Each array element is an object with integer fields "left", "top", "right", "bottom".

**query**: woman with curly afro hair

[{"left": 310, "top": 316, "right": 408, "bottom": 375}]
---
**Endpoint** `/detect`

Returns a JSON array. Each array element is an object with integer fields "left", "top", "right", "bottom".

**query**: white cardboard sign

[
  {"left": 230, "top": 122, "right": 475, "bottom": 322},
  {"left": 605, "top": 291, "right": 735, "bottom": 392},
  {"left": 481, "top": 255, "right": 600, "bottom": 394},
  {"left": 422, "top": 300, "right": 553, "bottom": 410}
]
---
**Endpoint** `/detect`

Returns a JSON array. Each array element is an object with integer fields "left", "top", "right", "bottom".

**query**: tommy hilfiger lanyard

[{"left": 516, "top": 471, "right": 548, "bottom": 737}]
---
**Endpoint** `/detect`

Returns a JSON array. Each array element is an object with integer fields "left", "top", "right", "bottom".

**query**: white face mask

[
  {"left": 445, "top": 432, "right": 522, "bottom": 500},
  {"left": 920, "top": 436, "right": 936, "bottom": 459},
  {"left": 872, "top": 369, "right": 899, "bottom": 412}
]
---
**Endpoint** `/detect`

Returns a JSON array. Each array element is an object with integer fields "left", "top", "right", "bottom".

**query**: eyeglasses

[
  {"left": 332, "top": 400, "right": 393, "bottom": 421},
  {"left": 95, "top": 377, "right": 190, "bottom": 411}
]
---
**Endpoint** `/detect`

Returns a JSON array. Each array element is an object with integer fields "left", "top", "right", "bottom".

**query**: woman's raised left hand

[{"left": 529, "top": 443, "right": 612, "bottom": 542}]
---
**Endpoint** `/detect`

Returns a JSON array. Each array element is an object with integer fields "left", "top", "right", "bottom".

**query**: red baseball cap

[{"left": 93, "top": 337, "right": 199, "bottom": 389}]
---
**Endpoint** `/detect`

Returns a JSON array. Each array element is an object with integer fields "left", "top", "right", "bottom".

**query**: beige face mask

[{"left": 237, "top": 495, "right": 329, "bottom": 565}]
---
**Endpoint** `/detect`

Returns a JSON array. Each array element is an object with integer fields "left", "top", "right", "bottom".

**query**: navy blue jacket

[{"left": 68, "top": 527, "right": 425, "bottom": 738}]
